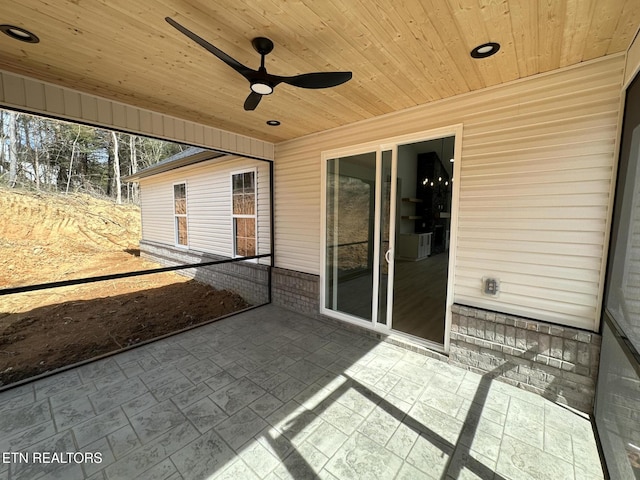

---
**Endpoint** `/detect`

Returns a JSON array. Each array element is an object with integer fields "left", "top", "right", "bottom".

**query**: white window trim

[
  {"left": 230, "top": 168, "right": 258, "bottom": 259},
  {"left": 173, "top": 181, "right": 188, "bottom": 248}
]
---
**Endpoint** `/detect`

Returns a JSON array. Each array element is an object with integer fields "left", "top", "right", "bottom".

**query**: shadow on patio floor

[{"left": 0, "top": 304, "right": 603, "bottom": 479}]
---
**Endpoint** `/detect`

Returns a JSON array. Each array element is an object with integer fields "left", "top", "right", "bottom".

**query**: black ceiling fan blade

[
  {"left": 277, "top": 71, "right": 353, "bottom": 89},
  {"left": 244, "top": 91, "right": 262, "bottom": 111},
  {"left": 165, "top": 17, "right": 254, "bottom": 79}
]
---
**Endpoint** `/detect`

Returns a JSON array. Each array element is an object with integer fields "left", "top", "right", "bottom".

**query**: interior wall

[
  {"left": 397, "top": 146, "right": 417, "bottom": 235},
  {"left": 274, "top": 54, "right": 625, "bottom": 331}
]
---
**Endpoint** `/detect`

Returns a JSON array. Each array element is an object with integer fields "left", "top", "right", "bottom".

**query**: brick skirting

[
  {"left": 271, "top": 268, "right": 320, "bottom": 318},
  {"left": 139, "top": 241, "right": 270, "bottom": 305},
  {"left": 450, "top": 304, "right": 601, "bottom": 413}
]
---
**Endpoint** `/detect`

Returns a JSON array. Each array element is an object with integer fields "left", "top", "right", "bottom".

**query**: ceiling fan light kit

[
  {"left": 250, "top": 82, "right": 274, "bottom": 95},
  {"left": 165, "top": 17, "right": 352, "bottom": 111}
]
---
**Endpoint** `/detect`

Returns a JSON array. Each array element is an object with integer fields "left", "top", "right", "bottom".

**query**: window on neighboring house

[
  {"left": 232, "top": 170, "right": 256, "bottom": 257},
  {"left": 174, "top": 182, "right": 188, "bottom": 246}
]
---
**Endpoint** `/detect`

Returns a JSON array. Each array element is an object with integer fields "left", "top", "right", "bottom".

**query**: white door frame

[{"left": 320, "top": 124, "right": 463, "bottom": 354}]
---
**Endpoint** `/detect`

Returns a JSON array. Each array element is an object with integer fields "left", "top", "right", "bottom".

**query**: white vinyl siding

[
  {"left": 274, "top": 54, "right": 625, "bottom": 331},
  {"left": 139, "top": 156, "right": 270, "bottom": 262},
  {"left": 0, "top": 69, "right": 274, "bottom": 161}
]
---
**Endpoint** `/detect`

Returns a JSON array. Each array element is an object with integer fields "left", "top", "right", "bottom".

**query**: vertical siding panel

[
  {"left": 151, "top": 112, "right": 164, "bottom": 138},
  {"left": 274, "top": 55, "right": 625, "bottom": 330},
  {"left": 211, "top": 129, "right": 221, "bottom": 149},
  {"left": 81, "top": 96, "right": 99, "bottom": 123},
  {"left": 63, "top": 90, "right": 82, "bottom": 119},
  {"left": 112, "top": 103, "right": 127, "bottom": 129},
  {"left": 174, "top": 119, "right": 186, "bottom": 142},
  {"left": 203, "top": 127, "right": 214, "bottom": 147},
  {"left": 220, "top": 131, "right": 236, "bottom": 153},
  {"left": 163, "top": 116, "right": 174, "bottom": 139},
  {"left": 184, "top": 122, "right": 195, "bottom": 144},
  {"left": 96, "top": 98, "right": 113, "bottom": 125},
  {"left": 125, "top": 105, "right": 140, "bottom": 131},
  {"left": 3, "top": 75, "right": 25, "bottom": 106},
  {"left": 194, "top": 124, "right": 204, "bottom": 146},
  {"left": 251, "top": 138, "right": 264, "bottom": 159},
  {"left": 139, "top": 110, "right": 152, "bottom": 133},
  {"left": 44, "top": 84, "right": 65, "bottom": 115},
  {"left": 24, "top": 79, "right": 46, "bottom": 111},
  {"left": 0, "top": 69, "right": 273, "bottom": 160}
]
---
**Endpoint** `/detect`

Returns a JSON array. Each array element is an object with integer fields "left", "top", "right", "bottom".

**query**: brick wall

[
  {"left": 450, "top": 304, "right": 601, "bottom": 413},
  {"left": 139, "top": 240, "right": 270, "bottom": 305},
  {"left": 271, "top": 268, "right": 320, "bottom": 318}
]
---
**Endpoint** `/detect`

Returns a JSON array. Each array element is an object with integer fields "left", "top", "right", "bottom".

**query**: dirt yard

[{"left": 0, "top": 189, "right": 249, "bottom": 387}]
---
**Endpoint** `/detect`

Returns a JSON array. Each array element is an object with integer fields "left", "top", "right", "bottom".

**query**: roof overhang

[{"left": 124, "top": 147, "right": 228, "bottom": 182}]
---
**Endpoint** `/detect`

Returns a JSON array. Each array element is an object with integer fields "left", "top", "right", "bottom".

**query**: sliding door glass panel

[
  {"left": 377, "top": 150, "right": 392, "bottom": 325},
  {"left": 326, "top": 153, "right": 376, "bottom": 320},
  {"left": 391, "top": 139, "right": 453, "bottom": 343}
]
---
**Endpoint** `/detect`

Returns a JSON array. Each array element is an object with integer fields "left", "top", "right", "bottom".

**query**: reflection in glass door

[
  {"left": 389, "top": 139, "right": 454, "bottom": 344},
  {"left": 325, "top": 152, "right": 376, "bottom": 321}
]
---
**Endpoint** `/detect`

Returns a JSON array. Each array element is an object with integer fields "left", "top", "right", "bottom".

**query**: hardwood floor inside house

[
  {"left": 390, "top": 251, "right": 449, "bottom": 343},
  {"left": 333, "top": 251, "right": 449, "bottom": 344}
]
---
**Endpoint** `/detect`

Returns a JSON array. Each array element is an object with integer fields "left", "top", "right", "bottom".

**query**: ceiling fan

[{"left": 165, "top": 17, "right": 353, "bottom": 111}]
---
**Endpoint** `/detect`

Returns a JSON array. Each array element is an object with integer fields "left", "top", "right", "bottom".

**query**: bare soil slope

[{"left": 0, "top": 189, "right": 249, "bottom": 386}]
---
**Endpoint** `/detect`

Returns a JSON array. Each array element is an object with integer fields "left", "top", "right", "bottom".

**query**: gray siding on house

[{"left": 274, "top": 54, "right": 625, "bottom": 331}]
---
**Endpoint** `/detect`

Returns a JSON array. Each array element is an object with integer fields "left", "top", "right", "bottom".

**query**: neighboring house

[{"left": 125, "top": 147, "right": 272, "bottom": 306}]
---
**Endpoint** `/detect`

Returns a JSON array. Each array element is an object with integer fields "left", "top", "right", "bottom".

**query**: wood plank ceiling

[{"left": 1, "top": 0, "right": 639, "bottom": 143}]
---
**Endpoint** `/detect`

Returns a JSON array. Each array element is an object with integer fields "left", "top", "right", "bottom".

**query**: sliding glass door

[{"left": 322, "top": 129, "right": 460, "bottom": 349}]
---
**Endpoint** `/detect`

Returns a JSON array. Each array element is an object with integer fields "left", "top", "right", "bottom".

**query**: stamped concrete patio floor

[{"left": 0, "top": 305, "right": 604, "bottom": 480}]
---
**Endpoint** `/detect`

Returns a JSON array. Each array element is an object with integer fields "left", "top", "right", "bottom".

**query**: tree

[
  {"left": 0, "top": 107, "right": 185, "bottom": 202},
  {"left": 111, "top": 131, "right": 122, "bottom": 204},
  {"left": 129, "top": 135, "right": 139, "bottom": 203},
  {"left": 7, "top": 111, "right": 18, "bottom": 187}
]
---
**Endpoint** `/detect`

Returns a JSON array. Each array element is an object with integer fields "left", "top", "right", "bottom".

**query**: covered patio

[{"left": 0, "top": 305, "right": 603, "bottom": 480}]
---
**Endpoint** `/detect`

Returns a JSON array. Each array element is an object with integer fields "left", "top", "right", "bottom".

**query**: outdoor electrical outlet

[{"left": 483, "top": 277, "right": 500, "bottom": 296}]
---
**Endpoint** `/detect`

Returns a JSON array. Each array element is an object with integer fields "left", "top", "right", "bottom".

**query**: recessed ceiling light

[
  {"left": 0, "top": 25, "right": 39, "bottom": 43},
  {"left": 470, "top": 42, "right": 500, "bottom": 59},
  {"left": 266, "top": 120, "right": 280, "bottom": 126}
]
